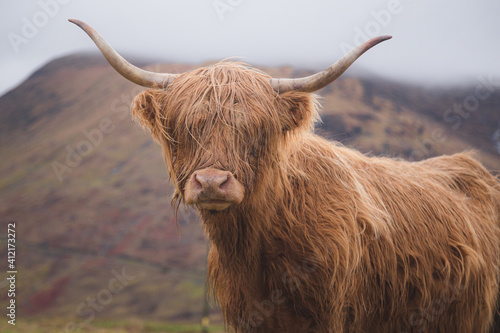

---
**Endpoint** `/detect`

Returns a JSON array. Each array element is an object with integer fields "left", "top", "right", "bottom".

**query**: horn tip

[
  {"left": 68, "top": 19, "right": 96, "bottom": 37},
  {"left": 68, "top": 19, "right": 87, "bottom": 30},
  {"left": 365, "top": 35, "right": 392, "bottom": 50},
  {"left": 373, "top": 35, "right": 392, "bottom": 43}
]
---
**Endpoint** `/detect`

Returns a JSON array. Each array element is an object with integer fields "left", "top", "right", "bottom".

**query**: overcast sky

[{"left": 1, "top": 0, "right": 500, "bottom": 96}]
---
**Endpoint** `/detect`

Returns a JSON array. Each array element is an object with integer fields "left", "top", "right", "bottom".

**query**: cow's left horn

[
  {"left": 269, "top": 35, "right": 392, "bottom": 93},
  {"left": 69, "top": 19, "right": 178, "bottom": 89}
]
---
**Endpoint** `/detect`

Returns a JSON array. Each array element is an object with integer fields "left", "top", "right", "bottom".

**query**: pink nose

[
  {"left": 184, "top": 168, "right": 244, "bottom": 211},
  {"left": 194, "top": 171, "right": 230, "bottom": 194}
]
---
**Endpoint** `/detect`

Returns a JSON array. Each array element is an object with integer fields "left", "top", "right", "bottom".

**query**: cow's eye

[
  {"left": 246, "top": 148, "right": 259, "bottom": 168},
  {"left": 248, "top": 147, "right": 257, "bottom": 159}
]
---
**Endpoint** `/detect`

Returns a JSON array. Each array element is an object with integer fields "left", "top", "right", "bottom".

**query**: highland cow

[{"left": 70, "top": 19, "right": 500, "bottom": 332}]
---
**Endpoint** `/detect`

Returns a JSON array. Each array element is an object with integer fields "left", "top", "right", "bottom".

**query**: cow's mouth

[{"left": 196, "top": 200, "right": 232, "bottom": 211}]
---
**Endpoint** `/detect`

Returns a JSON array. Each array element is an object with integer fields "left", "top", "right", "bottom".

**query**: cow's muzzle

[{"left": 184, "top": 168, "right": 244, "bottom": 211}]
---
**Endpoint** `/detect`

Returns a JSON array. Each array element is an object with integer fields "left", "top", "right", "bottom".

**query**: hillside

[{"left": 0, "top": 54, "right": 499, "bottom": 331}]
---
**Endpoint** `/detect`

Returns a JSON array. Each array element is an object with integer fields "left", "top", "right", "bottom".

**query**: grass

[{"left": 0, "top": 319, "right": 226, "bottom": 333}]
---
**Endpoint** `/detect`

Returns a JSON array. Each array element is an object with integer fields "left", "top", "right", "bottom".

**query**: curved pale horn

[
  {"left": 69, "top": 19, "right": 178, "bottom": 89},
  {"left": 270, "top": 35, "right": 392, "bottom": 93}
]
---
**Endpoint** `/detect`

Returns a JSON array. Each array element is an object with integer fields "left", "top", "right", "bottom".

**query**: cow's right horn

[{"left": 69, "top": 19, "right": 178, "bottom": 89}]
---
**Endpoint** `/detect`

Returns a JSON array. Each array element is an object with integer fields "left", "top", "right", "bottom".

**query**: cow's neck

[
  {"left": 203, "top": 207, "right": 279, "bottom": 329},
  {"left": 203, "top": 209, "right": 265, "bottom": 272}
]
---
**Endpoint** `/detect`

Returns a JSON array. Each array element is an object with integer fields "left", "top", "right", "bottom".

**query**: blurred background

[{"left": 0, "top": 0, "right": 499, "bottom": 332}]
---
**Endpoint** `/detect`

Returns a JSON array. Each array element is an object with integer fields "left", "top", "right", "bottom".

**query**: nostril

[
  {"left": 193, "top": 172, "right": 203, "bottom": 190},
  {"left": 218, "top": 174, "right": 230, "bottom": 190}
]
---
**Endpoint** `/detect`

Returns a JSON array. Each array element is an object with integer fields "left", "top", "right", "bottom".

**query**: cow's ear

[
  {"left": 131, "top": 89, "right": 163, "bottom": 139},
  {"left": 276, "top": 91, "right": 318, "bottom": 133}
]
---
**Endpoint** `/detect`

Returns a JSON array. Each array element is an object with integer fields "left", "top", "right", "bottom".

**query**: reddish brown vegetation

[
  {"left": 130, "top": 62, "right": 500, "bottom": 332},
  {"left": 26, "top": 276, "right": 70, "bottom": 315}
]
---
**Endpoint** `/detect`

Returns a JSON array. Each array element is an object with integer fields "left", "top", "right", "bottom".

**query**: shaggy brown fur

[{"left": 131, "top": 62, "right": 500, "bottom": 332}]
